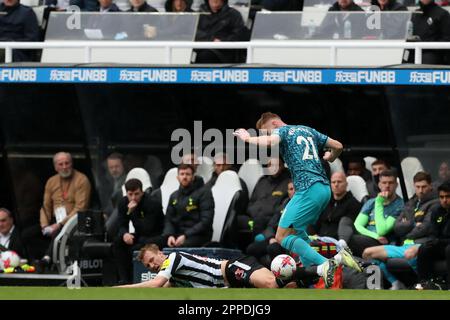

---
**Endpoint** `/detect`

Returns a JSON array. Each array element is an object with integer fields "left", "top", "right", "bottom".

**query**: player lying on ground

[{"left": 116, "top": 244, "right": 283, "bottom": 288}]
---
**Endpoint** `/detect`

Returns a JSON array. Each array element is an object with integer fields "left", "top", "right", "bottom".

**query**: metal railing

[{"left": 2, "top": 40, "right": 450, "bottom": 65}]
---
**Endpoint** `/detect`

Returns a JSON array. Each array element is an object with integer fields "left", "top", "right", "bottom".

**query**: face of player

[
  {"left": 420, "top": 0, "right": 433, "bottom": 6},
  {"left": 99, "top": 0, "right": 113, "bottom": 8},
  {"left": 54, "top": 154, "right": 73, "bottom": 179},
  {"left": 414, "top": 180, "right": 432, "bottom": 200},
  {"left": 142, "top": 250, "right": 167, "bottom": 272},
  {"left": 331, "top": 172, "right": 347, "bottom": 197},
  {"left": 172, "top": 0, "right": 187, "bottom": 11},
  {"left": 130, "top": 0, "right": 145, "bottom": 8},
  {"left": 371, "top": 164, "right": 387, "bottom": 177},
  {"left": 0, "top": 210, "right": 13, "bottom": 236},
  {"left": 347, "top": 162, "right": 363, "bottom": 177},
  {"left": 182, "top": 154, "right": 198, "bottom": 170},
  {"left": 287, "top": 182, "right": 295, "bottom": 199},
  {"left": 378, "top": 175, "right": 397, "bottom": 197},
  {"left": 438, "top": 162, "right": 450, "bottom": 181},
  {"left": 208, "top": 0, "right": 224, "bottom": 13},
  {"left": 214, "top": 157, "right": 231, "bottom": 175},
  {"left": 439, "top": 190, "right": 450, "bottom": 210},
  {"left": 338, "top": 0, "right": 352, "bottom": 9},
  {"left": 107, "top": 158, "right": 124, "bottom": 179},
  {"left": 177, "top": 168, "right": 194, "bottom": 188},
  {"left": 3, "top": 0, "right": 19, "bottom": 7},
  {"left": 126, "top": 188, "right": 144, "bottom": 204},
  {"left": 377, "top": 0, "right": 388, "bottom": 8}
]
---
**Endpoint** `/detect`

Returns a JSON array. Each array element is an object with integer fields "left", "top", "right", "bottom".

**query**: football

[
  {"left": 270, "top": 254, "right": 296, "bottom": 281},
  {"left": 0, "top": 250, "right": 21, "bottom": 270}
]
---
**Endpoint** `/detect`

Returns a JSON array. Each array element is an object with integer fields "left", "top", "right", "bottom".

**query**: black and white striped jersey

[{"left": 157, "top": 252, "right": 226, "bottom": 288}]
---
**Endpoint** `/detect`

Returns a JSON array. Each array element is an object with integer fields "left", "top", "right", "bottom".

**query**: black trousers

[
  {"left": 246, "top": 240, "right": 286, "bottom": 269},
  {"left": 349, "top": 234, "right": 381, "bottom": 258},
  {"left": 417, "top": 241, "right": 450, "bottom": 284}
]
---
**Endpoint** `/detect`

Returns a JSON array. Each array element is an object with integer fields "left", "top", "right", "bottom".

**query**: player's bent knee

[{"left": 362, "top": 247, "right": 374, "bottom": 260}]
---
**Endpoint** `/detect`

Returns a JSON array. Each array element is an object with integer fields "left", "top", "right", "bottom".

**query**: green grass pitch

[{"left": 0, "top": 287, "right": 449, "bottom": 300}]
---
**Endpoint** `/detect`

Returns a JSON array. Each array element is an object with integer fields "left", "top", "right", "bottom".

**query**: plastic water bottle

[
  {"left": 308, "top": 19, "right": 316, "bottom": 38},
  {"left": 344, "top": 20, "right": 352, "bottom": 39},
  {"left": 406, "top": 20, "right": 413, "bottom": 39}
]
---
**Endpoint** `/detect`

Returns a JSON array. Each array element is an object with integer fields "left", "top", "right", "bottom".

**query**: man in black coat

[
  {"left": 194, "top": 0, "right": 249, "bottom": 63},
  {"left": 127, "top": 0, "right": 158, "bottom": 12},
  {"left": 315, "top": 0, "right": 365, "bottom": 40},
  {"left": 113, "top": 178, "right": 165, "bottom": 284},
  {"left": 406, "top": 0, "right": 450, "bottom": 64},
  {"left": 415, "top": 180, "right": 450, "bottom": 289},
  {"left": 246, "top": 157, "right": 291, "bottom": 236},
  {"left": 0, "top": 208, "right": 26, "bottom": 259},
  {"left": 308, "top": 172, "right": 361, "bottom": 240},
  {"left": 0, "top": 0, "right": 40, "bottom": 62},
  {"left": 163, "top": 164, "right": 214, "bottom": 247}
]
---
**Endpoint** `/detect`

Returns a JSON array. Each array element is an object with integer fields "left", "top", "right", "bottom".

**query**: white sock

[
  {"left": 338, "top": 239, "right": 348, "bottom": 249},
  {"left": 334, "top": 252, "right": 343, "bottom": 265},
  {"left": 316, "top": 262, "right": 326, "bottom": 277}
]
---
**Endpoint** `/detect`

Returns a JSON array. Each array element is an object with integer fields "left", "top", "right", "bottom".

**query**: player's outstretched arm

[
  {"left": 115, "top": 276, "right": 168, "bottom": 288},
  {"left": 323, "top": 138, "right": 343, "bottom": 163},
  {"left": 233, "top": 129, "right": 280, "bottom": 147}
]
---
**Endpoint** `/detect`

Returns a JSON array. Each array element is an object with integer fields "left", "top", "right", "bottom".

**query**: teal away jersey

[{"left": 273, "top": 125, "right": 329, "bottom": 192}]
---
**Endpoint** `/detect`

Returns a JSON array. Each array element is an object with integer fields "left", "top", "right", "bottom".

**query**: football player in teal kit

[{"left": 234, "top": 112, "right": 362, "bottom": 287}]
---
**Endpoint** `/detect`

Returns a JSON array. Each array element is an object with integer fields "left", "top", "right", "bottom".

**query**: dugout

[{"left": 0, "top": 65, "right": 449, "bottom": 271}]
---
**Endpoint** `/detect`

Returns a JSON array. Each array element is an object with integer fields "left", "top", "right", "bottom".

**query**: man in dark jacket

[
  {"left": 165, "top": 0, "right": 193, "bottom": 12},
  {"left": 393, "top": 172, "right": 438, "bottom": 245},
  {"left": 194, "top": 0, "right": 249, "bottom": 63},
  {"left": 98, "top": 0, "right": 121, "bottom": 11},
  {"left": 316, "top": 0, "right": 365, "bottom": 39},
  {"left": 308, "top": 172, "right": 361, "bottom": 240},
  {"left": 0, "top": 0, "right": 40, "bottom": 62},
  {"left": 246, "top": 157, "right": 291, "bottom": 236},
  {"left": 163, "top": 164, "right": 214, "bottom": 247},
  {"left": 371, "top": 0, "right": 407, "bottom": 11},
  {"left": 415, "top": 180, "right": 450, "bottom": 289},
  {"left": 113, "top": 178, "right": 165, "bottom": 284},
  {"left": 246, "top": 181, "right": 294, "bottom": 268},
  {"left": 0, "top": 208, "right": 26, "bottom": 259},
  {"left": 405, "top": 0, "right": 450, "bottom": 64},
  {"left": 204, "top": 152, "right": 249, "bottom": 201},
  {"left": 128, "top": 0, "right": 158, "bottom": 12}
]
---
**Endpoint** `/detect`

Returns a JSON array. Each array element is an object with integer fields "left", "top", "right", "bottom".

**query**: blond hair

[
  {"left": 256, "top": 112, "right": 281, "bottom": 129},
  {"left": 137, "top": 243, "right": 160, "bottom": 262}
]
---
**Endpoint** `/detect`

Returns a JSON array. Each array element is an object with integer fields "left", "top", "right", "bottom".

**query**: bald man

[
  {"left": 39, "top": 152, "right": 91, "bottom": 265},
  {"left": 308, "top": 172, "right": 361, "bottom": 240}
]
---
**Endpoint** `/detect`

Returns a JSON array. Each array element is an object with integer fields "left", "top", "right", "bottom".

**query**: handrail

[{"left": 3, "top": 40, "right": 450, "bottom": 64}]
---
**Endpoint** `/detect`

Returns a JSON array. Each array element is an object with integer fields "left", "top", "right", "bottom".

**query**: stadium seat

[
  {"left": 364, "top": 156, "right": 377, "bottom": 172},
  {"left": 121, "top": 167, "right": 153, "bottom": 197},
  {"left": 196, "top": 156, "right": 214, "bottom": 184},
  {"left": 329, "top": 157, "right": 344, "bottom": 175},
  {"left": 400, "top": 157, "right": 424, "bottom": 199},
  {"left": 160, "top": 167, "right": 180, "bottom": 214},
  {"left": 346, "top": 175, "right": 369, "bottom": 203},
  {"left": 238, "top": 158, "right": 263, "bottom": 199},
  {"left": 211, "top": 170, "right": 242, "bottom": 246}
]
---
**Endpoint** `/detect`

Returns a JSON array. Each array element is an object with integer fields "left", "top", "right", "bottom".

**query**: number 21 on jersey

[{"left": 297, "top": 136, "right": 319, "bottom": 160}]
